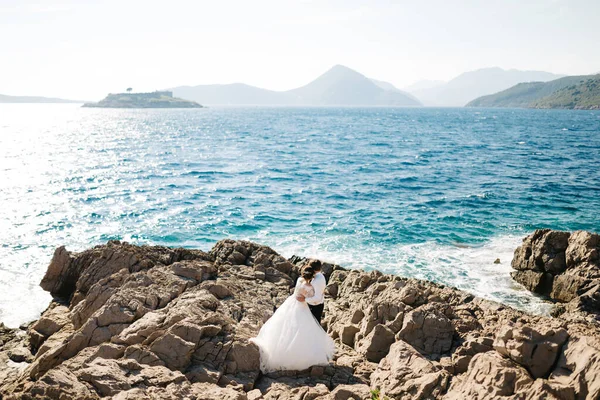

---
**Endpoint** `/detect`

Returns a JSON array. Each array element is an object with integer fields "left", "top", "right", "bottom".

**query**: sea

[{"left": 1, "top": 104, "right": 599, "bottom": 327}]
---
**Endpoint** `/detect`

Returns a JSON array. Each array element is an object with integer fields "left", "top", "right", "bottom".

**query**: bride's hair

[{"left": 302, "top": 266, "right": 316, "bottom": 282}]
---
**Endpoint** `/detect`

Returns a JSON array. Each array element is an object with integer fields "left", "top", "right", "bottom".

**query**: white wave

[
  {"left": 270, "top": 233, "right": 552, "bottom": 316},
  {"left": 0, "top": 232, "right": 552, "bottom": 329}
]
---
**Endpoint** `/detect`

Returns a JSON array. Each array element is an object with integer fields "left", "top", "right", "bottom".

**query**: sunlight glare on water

[{"left": 1, "top": 104, "right": 599, "bottom": 326}]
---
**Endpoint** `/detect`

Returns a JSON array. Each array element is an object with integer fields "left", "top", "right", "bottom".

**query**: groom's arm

[{"left": 305, "top": 275, "right": 326, "bottom": 305}]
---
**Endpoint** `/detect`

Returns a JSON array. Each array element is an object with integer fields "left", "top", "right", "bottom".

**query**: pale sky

[{"left": 1, "top": 0, "right": 599, "bottom": 100}]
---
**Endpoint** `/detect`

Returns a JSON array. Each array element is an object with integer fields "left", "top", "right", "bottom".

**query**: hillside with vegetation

[
  {"left": 530, "top": 75, "right": 600, "bottom": 109},
  {"left": 467, "top": 75, "right": 600, "bottom": 109},
  {"left": 407, "top": 67, "right": 563, "bottom": 106}
]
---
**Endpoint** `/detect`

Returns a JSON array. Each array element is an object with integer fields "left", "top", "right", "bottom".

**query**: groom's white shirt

[{"left": 305, "top": 272, "right": 326, "bottom": 305}]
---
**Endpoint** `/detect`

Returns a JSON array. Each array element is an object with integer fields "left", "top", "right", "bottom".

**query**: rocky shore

[{"left": 1, "top": 235, "right": 599, "bottom": 399}]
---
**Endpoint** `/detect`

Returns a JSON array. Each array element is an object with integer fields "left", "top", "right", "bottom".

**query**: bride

[{"left": 250, "top": 265, "right": 335, "bottom": 373}]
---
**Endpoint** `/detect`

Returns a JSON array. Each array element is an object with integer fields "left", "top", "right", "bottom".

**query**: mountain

[
  {"left": 407, "top": 67, "right": 564, "bottom": 107},
  {"left": 287, "top": 65, "right": 420, "bottom": 106},
  {"left": 530, "top": 75, "right": 600, "bottom": 109},
  {"left": 0, "top": 94, "right": 81, "bottom": 103},
  {"left": 171, "top": 65, "right": 421, "bottom": 106},
  {"left": 466, "top": 75, "right": 591, "bottom": 108}
]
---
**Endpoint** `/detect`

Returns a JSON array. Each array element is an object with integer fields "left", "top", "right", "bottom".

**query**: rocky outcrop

[
  {"left": 511, "top": 229, "right": 600, "bottom": 316},
  {"left": 1, "top": 238, "right": 599, "bottom": 399}
]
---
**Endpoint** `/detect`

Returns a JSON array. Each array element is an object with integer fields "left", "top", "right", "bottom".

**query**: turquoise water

[{"left": 1, "top": 104, "right": 599, "bottom": 326}]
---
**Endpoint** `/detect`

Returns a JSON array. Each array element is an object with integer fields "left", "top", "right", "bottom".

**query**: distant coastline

[
  {"left": 3, "top": 66, "right": 598, "bottom": 110},
  {"left": 467, "top": 74, "right": 600, "bottom": 110},
  {"left": 82, "top": 91, "right": 203, "bottom": 108},
  {"left": 0, "top": 94, "right": 82, "bottom": 104}
]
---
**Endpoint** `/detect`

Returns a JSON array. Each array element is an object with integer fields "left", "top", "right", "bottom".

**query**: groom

[{"left": 297, "top": 260, "right": 326, "bottom": 323}]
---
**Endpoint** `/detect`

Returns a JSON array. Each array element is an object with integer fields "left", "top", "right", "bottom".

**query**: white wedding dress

[{"left": 250, "top": 278, "right": 335, "bottom": 373}]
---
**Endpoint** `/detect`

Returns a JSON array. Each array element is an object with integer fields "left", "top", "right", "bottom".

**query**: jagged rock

[
  {"left": 510, "top": 270, "right": 553, "bottom": 294},
  {"left": 39, "top": 246, "right": 76, "bottom": 298},
  {"left": 525, "top": 380, "right": 577, "bottom": 400},
  {"left": 493, "top": 325, "right": 569, "bottom": 379},
  {"left": 451, "top": 336, "right": 494, "bottom": 374},
  {"left": 511, "top": 230, "right": 600, "bottom": 315},
  {"left": 566, "top": 231, "right": 600, "bottom": 269},
  {"left": 445, "top": 351, "right": 533, "bottom": 398},
  {"left": 339, "top": 324, "right": 360, "bottom": 347},
  {"left": 191, "top": 382, "right": 249, "bottom": 400},
  {"left": 370, "top": 340, "right": 449, "bottom": 399},
  {"left": 550, "top": 336, "right": 600, "bottom": 399},
  {"left": 330, "top": 383, "right": 371, "bottom": 399},
  {"left": 247, "top": 388, "right": 263, "bottom": 400},
  {"left": 259, "top": 382, "right": 330, "bottom": 399},
  {"left": 512, "top": 229, "right": 570, "bottom": 274},
  {"left": 398, "top": 304, "right": 454, "bottom": 357},
  {"left": 28, "top": 303, "right": 71, "bottom": 351},
  {"left": 355, "top": 324, "right": 395, "bottom": 362},
  {"left": 7, "top": 347, "right": 33, "bottom": 363}
]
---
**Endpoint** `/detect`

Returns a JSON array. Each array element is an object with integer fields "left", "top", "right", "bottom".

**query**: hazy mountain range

[
  {"left": 2, "top": 65, "right": 585, "bottom": 108},
  {"left": 405, "top": 67, "right": 565, "bottom": 107},
  {"left": 172, "top": 65, "right": 421, "bottom": 106},
  {"left": 467, "top": 74, "right": 600, "bottom": 109},
  {"left": 0, "top": 94, "right": 81, "bottom": 103}
]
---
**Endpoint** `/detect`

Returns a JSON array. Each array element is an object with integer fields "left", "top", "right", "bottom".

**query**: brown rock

[
  {"left": 549, "top": 336, "right": 600, "bottom": 399},
  {"left": 550, "top": 273, "right": 588, "bottom": 303},
  {"left": 451, "top": 336, "right": 494, "bottom": 374},
  {"left": 340, "top": 324, "right": 360, "bottom": 347},
  {"left": 28, "top": 303, "right": 71, "bottom": 350},
  {"left": 356, "top": 324, "right": 395, "bottom": 362},
  {"left": 148, "top": 333, "right": 196, "bottom": 370},
  {"left": 370, "top": 340, "right": 449, "bottom": 399},
  {"left": 565, "top": 231, "right": 600, "bottom": 269},
  {"left": 493, "top": 325, "right": 569, "bottom": 379},
  {"left": 7, "top": 347, "right": 33, "bottom": 363},
  {"left": 510, "top": 270, "right": 553, "bottom": 295},
  {"left": 398, "top": 304, "right": 454, "bottom": 357},
  {"left": 330, "top": 383, "right": 371, "bottom": 399},
  {"left": 445, "top": 351, "right": 533, "bottom": 398},
  {"left": 192, "top": 382, "right": 248, "bottom": 399},
  {"left": 39, "top": 246, "right": 75, "bottom": 298},
  {"left": 247, "top": 388, "right": 263, "bottom": 400},
  {"left": 511, "top": 230, "right": 600, "bottom": 314},
  {"left": 512, "top": 229, "right": 570, "bottom": 274},
  {"left": 78, "top": 358, "right": 132, "bottom": 396},
  {"left": 227, "top": 341, "right": 260, "bottom": 372}
]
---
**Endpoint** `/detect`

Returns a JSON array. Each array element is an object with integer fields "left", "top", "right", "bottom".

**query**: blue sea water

[{"left": 1, "top": 104, "right": 599, "bottom": 327}]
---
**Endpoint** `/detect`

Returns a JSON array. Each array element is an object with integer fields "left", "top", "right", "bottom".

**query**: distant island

[
  {"left": 171, "top": 65, "right": 422, "bottom": 106},
  {"left": 467, "top": 74, "right": 600, "bottom": 110},
  {"left": 83, "top": 91, "right": 203, "bottom": 108}
]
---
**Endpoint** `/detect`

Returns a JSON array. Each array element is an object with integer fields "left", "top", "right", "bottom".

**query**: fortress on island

[{"left": 83, "top": 90, "right": 202, "bottom": 108}]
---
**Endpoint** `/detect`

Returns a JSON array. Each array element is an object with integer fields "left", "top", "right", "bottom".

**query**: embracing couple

[{"left": 250, "top": 260, "right": 335, "bottom": 373}]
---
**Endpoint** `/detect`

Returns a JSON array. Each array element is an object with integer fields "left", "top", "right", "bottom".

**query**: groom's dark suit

[{"left": 305, "top": 272, "right": 326, "bottom": 323}]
